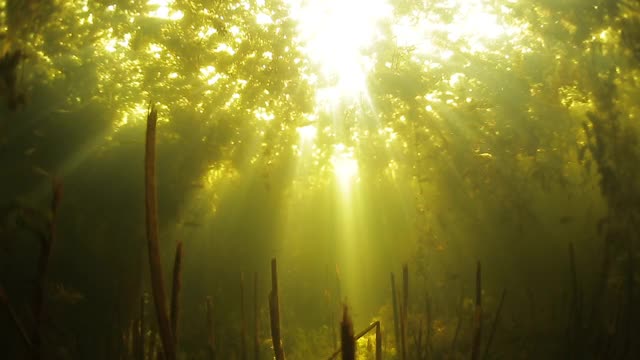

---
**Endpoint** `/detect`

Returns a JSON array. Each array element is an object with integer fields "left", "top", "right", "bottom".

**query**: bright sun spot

[
  {"left": 286, "top": 0, "right": 391, "bottom": 103},
  {"left": 297, "top": 125, "right": 318, "bottom": 143},
  {"left": 393, "top": 0, "right": 524, "bottom": 58},
  {"left": 147, "top": 0, "right": 184, "bottom": 20},
  {"left": 331, "top": 144, "right": 359, "bottom": 190}
]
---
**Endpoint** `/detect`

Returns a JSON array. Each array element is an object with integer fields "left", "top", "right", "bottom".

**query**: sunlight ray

[{"left": 331, "top": 143, "right": 359, "bottom": 193}]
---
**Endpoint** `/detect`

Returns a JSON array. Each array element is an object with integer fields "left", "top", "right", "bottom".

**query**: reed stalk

[
  {"left": 269, "top": 258, "right": 285, "bottom": 360},
  {"left": 170, "top": 240, "right": 183, "bottom": 348},
  {"left": 145, "top": 105, "right": 176, "bottom": 360},
  {"left": 340, "top": 305, "right": 355, "bottom": 360},
  {"left": 390, "top": 272, "right": 400, "bottom": 354}
]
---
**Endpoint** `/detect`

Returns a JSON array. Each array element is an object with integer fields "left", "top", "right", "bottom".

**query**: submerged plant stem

[
  {"left": 390, "top": 272, "right": 400, "bottom": 354},
  {"left": 341, "top": 305, "right": 355, "bottom": 360},
  {"left": 145, "top": 105, "right": 176, "bottom": 360},
  {"left": 269, "top": 258, "right": 286, "bottom": 360},
  {"left": 171, "top": 240, "right": 183, "bottom": 348}
]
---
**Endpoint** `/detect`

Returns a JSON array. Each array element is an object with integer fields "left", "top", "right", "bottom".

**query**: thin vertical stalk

[
  {"left": 375, "top": 322, "right": 382, "bottom": 360},
  {"left": 170, "top": 240, "right": 183, "bottom": 349},
  {"left": 327, "top": 321, "right": 380, "bottom": 360},
  {"left": 390, "top": 273, "right": 400, "bottom": 354},
  {"left": 269, "top": 258, "right": 285, "bottom": 360},
  {"left": 341, "top": 305, "right": 355, "bottom": 360},
  {"left": 145, "top": 105, "right": 176, "bottom": 360}
]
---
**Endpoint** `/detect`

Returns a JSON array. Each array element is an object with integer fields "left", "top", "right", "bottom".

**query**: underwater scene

[{"left": 1, "top": 0, "right": 639, "bottom": 359}]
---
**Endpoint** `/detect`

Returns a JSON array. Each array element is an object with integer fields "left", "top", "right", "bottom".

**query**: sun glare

[
  {"left": 147, "top": 0, "right": 184, "bottom": 20},
  {"left": 393, "top": 0, "right": 524, "bottom": 58},
  {"left": 331, "top": 144, "right": 359, "bottom": 191},
  {"left": 286, "top": 0, "right": 391, "bottom": 103},
  {"left": 297, "top": 125, "right": 318, "bottom": 143}
]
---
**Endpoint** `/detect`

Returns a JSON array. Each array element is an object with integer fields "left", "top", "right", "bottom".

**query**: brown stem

[
  {"left": 269, "top": 258, "right": 285, "bottom": 360},
  {"left": 328, "top": 321, "right": 380, "bottom": 360},
  {"left": 170, "top": 240, "right": 183, "bottom": 348},
  {"left": 390, "top": 272, "right": 400, "bottom": 353},
  {"left": 340, "top": 305, "right": 355, "bottom": 360},
  {"left": 375, "top": 322, "right": 381, "bottom": 360},
  {"left": 145, "top": 105, "right": 176, "bottom": 360}
]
